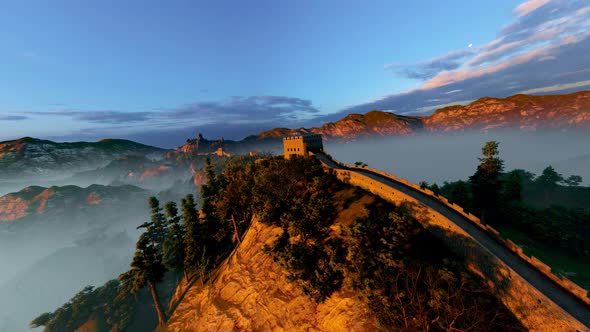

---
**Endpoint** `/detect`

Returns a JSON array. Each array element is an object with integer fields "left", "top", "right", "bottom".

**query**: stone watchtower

[{"left": 283, "top": 134, "right": 324, "bottom": 159}]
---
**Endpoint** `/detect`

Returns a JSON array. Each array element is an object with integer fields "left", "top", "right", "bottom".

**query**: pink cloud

[
  {"left": 423, "top": 48, "right": 547, "bottom": 89},
  {"left": 514, "top": 0, "right": 550, "bottom": 17},
  {"left": 466, "top": 40, "right": 525, "bottom": 66}
]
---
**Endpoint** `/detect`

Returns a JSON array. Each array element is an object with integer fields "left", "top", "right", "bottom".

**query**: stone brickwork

[{"left": 283, "top": 134, "right": 323, "bottom": 159}]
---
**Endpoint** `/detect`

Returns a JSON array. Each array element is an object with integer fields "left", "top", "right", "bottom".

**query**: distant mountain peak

[
  {"left": 0, "top": 137, "right": 167, "bottom": 180},
  {"left": 424, "top": 90, "right": 590, "bottom": 132}
]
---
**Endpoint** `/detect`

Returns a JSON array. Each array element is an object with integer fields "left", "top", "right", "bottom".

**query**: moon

[{"left": 468, "top": 43, "right": 473, "bottom": 48}]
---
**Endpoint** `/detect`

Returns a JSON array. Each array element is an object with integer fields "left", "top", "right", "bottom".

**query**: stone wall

[{"left": 319, "top": 152, "right": 589, "bottom": 331}]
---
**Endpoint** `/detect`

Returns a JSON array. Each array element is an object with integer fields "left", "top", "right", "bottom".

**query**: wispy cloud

[
  {"left": 333, "top": 0, "right": 590, "bottom": 117},
  {"left": 423, "top": 47, "right": 548, "bottom": 89},
  {"left": 514, "top": 0, "right": 550, "bottom": 17},
  {"left": 424, "top": 1, "right": 590, "bottom": 89},
  {"left": 28, "top": 96, "right": 320, "bottom": 128},
  {"left": 0, "top": 114, "right": 28, "bottom": 121},
  {"left": 29, "top": 110, "right": 153, "bottom": 124},
  {"left": 163, "top": 96, "right": 319, "bottom": 123},
  {"left": 517, "top": 80, "right": 590, "bottom": 94},
  {"left": 20, "top": 51, "right": 47, "bottom": 62},
  {"left": 385, "top": 50, "right": 474, "bottom": 80}
]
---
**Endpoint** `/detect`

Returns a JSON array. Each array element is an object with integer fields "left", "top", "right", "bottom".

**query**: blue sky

[{"left": 1, "top": 0, "right": 590, "bottom": 147}]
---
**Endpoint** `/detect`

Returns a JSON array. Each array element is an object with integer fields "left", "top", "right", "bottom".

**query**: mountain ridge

[
  {"left": 0, "top": 137, "right": 168, "bottom": 183},
  {"left": 217, "top": 90, "right": 590, "bottom": 147},
  {"left": 3, "top": 91, "right": 589, "bottom": 164},
  {"left": 0, "top": 183, "right": 147, "bottom": 223}
]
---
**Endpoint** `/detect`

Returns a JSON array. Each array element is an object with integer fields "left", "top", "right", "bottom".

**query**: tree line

[{"left": 421, "top": 141, "right": 590, "bottom": 260}]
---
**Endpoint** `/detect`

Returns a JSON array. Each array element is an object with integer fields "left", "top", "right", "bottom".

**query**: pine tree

[
  {"left": 536, "top": 166, "right": 564, "bottom": 202},
  {"left": 564, "top": 174, "right": 583, "bottom": 187},
  {"left": 429, "top": 183, "right": 442, "bottom": 196},
  {"left": 181, "top": 194, "right": 204, "bottom": 277},
  {"left": 119, "top": 198, "right": 169, "bottom": 326},
  {"left": 448, "top": 180, "right": 471, "bottom": 209},
  {"left": 502, "top": 170, "right": 523, "bottom": 204},
  {"left": 162, "top": 201, "right": 187, "bottom": 280},
  {"left": 137, "top": 197, "right": 167, "bottom": 253},
  {"left": 469, "top": 141, "right": 504, "bottom": 223},
  {"left": 200, "top": 158, "right": 229, "bottom": 254}
]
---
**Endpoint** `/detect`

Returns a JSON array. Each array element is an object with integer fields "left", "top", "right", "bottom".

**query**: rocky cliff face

[
  {"left": 249, "top": 91, "right": 590, "bottom": 142},
  {"left": 164, "top": 218, "right": 377, "bottom": 332},
  {"left": 424, "top": 91, "right": 590, "bottom": 132},
  {"left": 249, "top": 111, "right": 423, "bottom": 142},
  {"left": 314, "top": 111, "right": 424, "bottom": 140}
]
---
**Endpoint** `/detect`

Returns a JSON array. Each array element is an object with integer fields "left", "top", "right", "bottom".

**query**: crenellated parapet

[{"left": 283, "top": 134, "right": 324, "bottom": 159}]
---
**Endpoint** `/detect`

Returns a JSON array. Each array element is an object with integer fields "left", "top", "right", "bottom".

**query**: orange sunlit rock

[
  {"left": 0, "top": 196, "right": 28, "bottom": 221},
  {"left": 86, "top": 192, "right": 102, "bottom": 205}
]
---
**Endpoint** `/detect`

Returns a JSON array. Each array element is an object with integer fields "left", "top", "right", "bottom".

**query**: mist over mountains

[
  {"left": 0, "top": 90, "right": 588, "bottom": 331},
  {"left": 250, "top": 91, "right": 590, "bottom": 142},
  {"left": 325, "top": 130, "right": 590, "bottom": 186},
  {"left": 0, "top": 183, "right": 150, "bottom": 332}
]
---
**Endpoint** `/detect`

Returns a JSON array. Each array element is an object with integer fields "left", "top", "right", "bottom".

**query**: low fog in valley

[
  {"left": 0, "top": 188, "right": 148, "bottom": 332},
  {"left": 0, "top": 129, "right": 589, "bottom": 331},
  {"left": 327, "top": 130, "right": 590, "bottom": 186},
  {"left": 0, "top": 153, "right": 198, "bottom": 331}
]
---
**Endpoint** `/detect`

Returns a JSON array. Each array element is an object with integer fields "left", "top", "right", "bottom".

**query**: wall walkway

[{"left": 314, "top": 152, "right": 590, "bottom": 331}]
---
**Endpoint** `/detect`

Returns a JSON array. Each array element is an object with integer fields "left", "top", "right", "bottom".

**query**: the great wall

[{"left": 311, "top": 151, "right": 590, "bottom": 331}]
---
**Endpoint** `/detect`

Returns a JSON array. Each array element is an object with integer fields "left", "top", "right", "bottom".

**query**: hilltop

[
  {"left": 0, "top": 137, "right": 167, "bottom": 180},
  {"left": 32, "top": 156, "right": 524, "bottom": 332},
  {"left": 247, "top": 111, "right": 424, "bottom": 142}
]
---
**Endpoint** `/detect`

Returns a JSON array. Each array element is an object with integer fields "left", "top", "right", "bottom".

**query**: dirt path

[{"left": 315, "top": 153, "right": 590, "bottom": 328}]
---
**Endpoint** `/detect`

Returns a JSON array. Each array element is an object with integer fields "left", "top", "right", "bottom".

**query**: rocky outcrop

[
  {"left": 313, "top": 111, "right": 424, "bottom": 140},
  {"left": 246, "top": 111, "right": 423, "bottom": 142},
  {"left": 164, "top": 218, "right": 377, "bottom": 332},
  {"left": 424, "top": 92, "right": 590, "bottom": 132}
]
